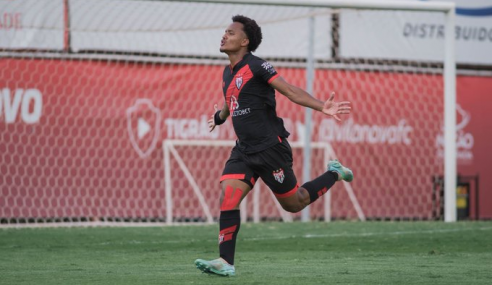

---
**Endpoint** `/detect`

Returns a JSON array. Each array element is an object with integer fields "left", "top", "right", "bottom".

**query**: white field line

[
  {"left": 246, "top": 226, "right": 492, "bottom": 241},
  {"left": 91, "top": 226, "right": 492, "bottom": 246}
]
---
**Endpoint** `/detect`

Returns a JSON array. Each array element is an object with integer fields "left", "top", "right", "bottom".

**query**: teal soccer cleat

[
  {"left": 195, "top": 258, "right": 235, "bottom": 277},
  {"left": 328, "top": 160, "right": 354, "bottom": 182}
]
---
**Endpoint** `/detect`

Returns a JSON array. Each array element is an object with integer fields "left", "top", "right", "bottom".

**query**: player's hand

[
  {"left": 322, "top": 92, "right": 352, "bottom": 121},
  {"left": 208, "top": 104, "right": 220, "bottom": 132}
]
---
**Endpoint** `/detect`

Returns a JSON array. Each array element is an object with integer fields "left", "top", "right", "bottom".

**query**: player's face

[{"left": 220, "top": 22, "right": 249, "bottom": 53}]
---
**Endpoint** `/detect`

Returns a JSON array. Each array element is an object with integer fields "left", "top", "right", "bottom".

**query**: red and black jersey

[{"left": 222, "top": 53, "right": 290, "bottom": 154}]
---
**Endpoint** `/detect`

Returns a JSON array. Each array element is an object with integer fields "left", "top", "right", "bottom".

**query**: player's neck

[{"left": 228, "top": 50, "right": 249, "bottom": 69}]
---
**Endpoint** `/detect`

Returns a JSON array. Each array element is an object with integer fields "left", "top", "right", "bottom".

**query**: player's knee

[
  {"left": 220, "top": 185, "right": 244, "bottom": 211},
  {"left": 279, "top": 190, "right": 309, "bottom": 213}
]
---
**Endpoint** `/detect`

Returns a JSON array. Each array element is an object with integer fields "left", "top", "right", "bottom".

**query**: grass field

[{"left": 1, "top": 221, "right": 491, "bottom": 284}]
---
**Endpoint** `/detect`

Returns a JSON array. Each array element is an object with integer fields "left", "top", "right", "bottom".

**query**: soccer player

[{"left": 195, "top": 15, "right": 353, "bottom": 277}]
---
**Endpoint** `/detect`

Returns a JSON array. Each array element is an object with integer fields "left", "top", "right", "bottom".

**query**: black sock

[
  {"left": 219, "top": 210, "right": 240, "bottom": 265},
  {"left": 302, "top": 171, "right": 338, "bottom": 204}
]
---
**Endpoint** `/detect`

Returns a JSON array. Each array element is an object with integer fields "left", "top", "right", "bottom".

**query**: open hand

[
  {"left": 322, "top": 92, "right": 352, "bottom": 121},
  {"left": 207, "top": 104, "right": 220, "bottom": 132}
]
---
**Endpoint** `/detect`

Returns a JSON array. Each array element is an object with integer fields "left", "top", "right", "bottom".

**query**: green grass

[{"left": 1, "top": 221, "right": 491, "bottom": 285}]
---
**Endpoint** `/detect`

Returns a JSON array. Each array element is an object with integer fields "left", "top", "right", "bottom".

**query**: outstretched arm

[
  {"left": 270, "top": 76, "right": 351, "bottom": 121},
  {"left": 208, "top": 102, "right": 230, "bottom": 132}
]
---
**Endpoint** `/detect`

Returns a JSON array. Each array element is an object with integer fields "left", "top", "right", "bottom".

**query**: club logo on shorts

[
  {"left": 273, "top": 168, "right": 285, "bottom": 184},
  {"left": 235, "top": 75, "right": 243, "bottom": 89}
]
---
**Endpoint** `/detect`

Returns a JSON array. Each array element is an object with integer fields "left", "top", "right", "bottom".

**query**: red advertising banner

[
  {"left": 0, "top": 58, "right": 490, "bottom": 221},
  {"left": 456, "top": 76, "right": 492, "bottom": 219}
]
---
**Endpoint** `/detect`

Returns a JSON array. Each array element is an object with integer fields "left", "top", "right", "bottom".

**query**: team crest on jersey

[
  {"left": 273, "top": 168, "right": 285, "bottom": 184},
  {"left": 235, "top": 76, "right": 243, "bottom": 89}
]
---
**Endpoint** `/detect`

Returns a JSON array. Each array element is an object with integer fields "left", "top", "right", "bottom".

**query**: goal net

[{"left": 0, "top": 0, "right": 456, "bottom": 226}]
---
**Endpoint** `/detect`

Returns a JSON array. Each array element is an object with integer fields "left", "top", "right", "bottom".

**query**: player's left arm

[
  {"left": 208, "top": 102, "right": 229, "bottom": 132},
  {"left": 270, "top": 76, "right": 352, "bottom": 121}
]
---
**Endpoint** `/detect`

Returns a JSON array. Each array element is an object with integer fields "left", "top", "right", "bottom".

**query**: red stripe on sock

[
  {"left": 317, "top": 187, "right": 328, "bottom": 198},
  {"left": 219, "top": 225, "right": 238, "bottom": 235},
  {"left": 219, "top": 225, "right": 238, "bottom": 244}
]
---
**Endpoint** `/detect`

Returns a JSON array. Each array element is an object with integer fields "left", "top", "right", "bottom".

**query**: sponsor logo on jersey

[
  {"left": 273, "top": 168, "right": 285, "bottom": 184},
  {"left": 228, "top": 95, "right": 251, "bottom": 117},
  {"left": 229, "top": 95, "right": 239, "bottom": 111},
  {"left": 261, "top": 62, "right": 276, "bottom": 74}
]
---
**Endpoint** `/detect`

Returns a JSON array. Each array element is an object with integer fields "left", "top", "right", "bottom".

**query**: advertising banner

[
  {"left": 2, "top": 58, "right": 490, "bottom": 220},
  {"left": 0, "top": 0, "right": 64, "bottom": 50},
  {"left": 456, "top": 76, "right": 492, "bottom": 218},
  {"left": 68, "top": 0, "right": 332, "bottom": 59},
  {"left": 341, "top": 0, "right": 492, "bottom": 65}
]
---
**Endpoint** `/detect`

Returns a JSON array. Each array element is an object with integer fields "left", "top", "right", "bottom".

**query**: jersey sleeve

[{"left": 251, "top": 58, "right": 280, "bottom": 84}]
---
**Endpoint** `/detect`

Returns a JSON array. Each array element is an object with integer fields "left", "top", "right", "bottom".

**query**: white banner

[
  {"left": 453, "top": 0, "right": 492, "bottom": 65},
  {"left": 340, "top": 9, "right": 446, "bottom": 62},
  {"left": 340, "top": 0, "right": 492, "bottom": 65},
  {"left": 69, "top": 0, "right": 332, "bottom": 59},
  {"left": 0, "top": 0, "right": 64, "bottom": 50},
  {"left": 2, "top": 0, "right": 490, "bottom": 65}
]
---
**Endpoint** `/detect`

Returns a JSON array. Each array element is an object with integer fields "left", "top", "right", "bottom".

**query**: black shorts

[{"left": 220, "top": 138, "right": 299, "bottom": 198}]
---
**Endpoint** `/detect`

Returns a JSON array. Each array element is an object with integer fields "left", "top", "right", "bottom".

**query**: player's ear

[{"left": 241, "top": 38, "right": 249, "bottom": 48}]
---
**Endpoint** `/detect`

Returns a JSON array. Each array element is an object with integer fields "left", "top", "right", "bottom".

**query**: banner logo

[
  {"left": 318, "top": 118, "right": 413, "bottom": 145},
  {"left": 1, "top": 88, "right": 43, "bottom": 124},
  {"left": 126, "top": 99, "right": 161, "bottom": 158},
  {"left": 435, "top": 104, "right": 474, "bottom": 163}
]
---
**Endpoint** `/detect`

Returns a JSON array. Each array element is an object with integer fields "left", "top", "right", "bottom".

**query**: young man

[{"left": 195, "top": 15, "right": 353, "bottom": 277}]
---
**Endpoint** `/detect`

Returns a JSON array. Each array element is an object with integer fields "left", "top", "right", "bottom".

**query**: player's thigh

[
  {"left": 256, "top": 140, "right": 299, "bottom": 201},
  {"left": 219, "top": 148, "right": 258, "bottom": 210},
  {"left": 221, "top": 147, "right": 259, "bottom": 189}
]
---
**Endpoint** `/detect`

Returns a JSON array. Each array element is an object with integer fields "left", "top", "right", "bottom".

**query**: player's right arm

[{"left": 208, "top": 102, "right": 230, "bottom": 132}]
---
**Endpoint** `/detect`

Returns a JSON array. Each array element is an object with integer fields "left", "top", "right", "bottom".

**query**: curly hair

[{"left": 232, "top": 15, "right": 262, "bottom": 52}]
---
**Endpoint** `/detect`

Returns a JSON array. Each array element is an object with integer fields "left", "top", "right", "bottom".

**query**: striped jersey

[{"left": 222, "top": 53, "right": 290, "bottom": 153}]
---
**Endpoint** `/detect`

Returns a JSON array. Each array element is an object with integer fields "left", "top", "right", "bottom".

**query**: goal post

[
  {"left": 0, "top": 0, "right": 457, "bottom": 227},
  {"left": 172, "top": 0, "right": 457, "bottom": 223},
  {"left": 162, "top": 139, "right": 366, "bottom": 225}
]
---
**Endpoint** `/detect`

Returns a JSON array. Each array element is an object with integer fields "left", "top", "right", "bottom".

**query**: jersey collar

[{"left": 229, "top": 52, "right": 251, "bottom": 73}]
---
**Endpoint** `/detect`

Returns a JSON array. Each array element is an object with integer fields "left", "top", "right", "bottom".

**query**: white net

[
  {"left": 0, "top": 0, "right": 450, "bottom": 226},
  {"left": 164, "top": 140, "right": 364, "bottom": 223}
]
